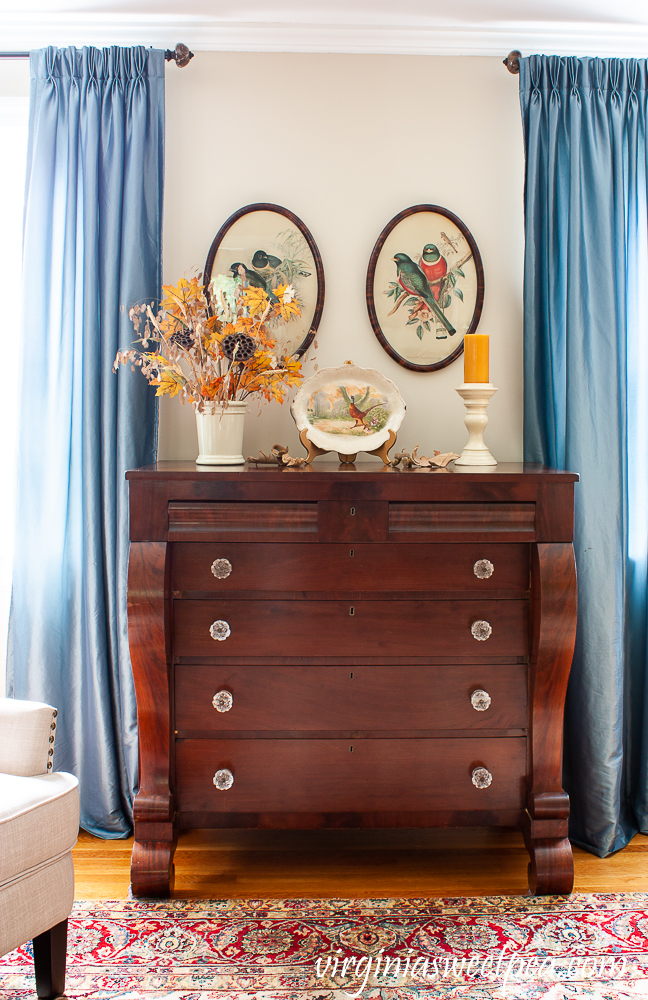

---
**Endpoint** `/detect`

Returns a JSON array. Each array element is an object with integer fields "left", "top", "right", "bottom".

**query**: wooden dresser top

[{"left": 127, "top": 461, "right": 579, "bottom": 483}]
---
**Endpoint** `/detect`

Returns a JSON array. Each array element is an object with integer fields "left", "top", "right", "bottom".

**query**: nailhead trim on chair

[{"left": 47, "top": 711, "right": 57, "bottom": 770}]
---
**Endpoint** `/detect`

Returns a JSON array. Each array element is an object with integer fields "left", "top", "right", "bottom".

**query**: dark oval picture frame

[
  {"left": 366, "top": 204, "right": 485, "bottom": 373},
  {"left": 203, "top": 203, "right": 325, "bottom": 359}
]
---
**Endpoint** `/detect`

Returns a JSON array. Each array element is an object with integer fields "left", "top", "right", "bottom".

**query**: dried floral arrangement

[{"left": 113, "top": 272, "right": 304, "bottom": 410}]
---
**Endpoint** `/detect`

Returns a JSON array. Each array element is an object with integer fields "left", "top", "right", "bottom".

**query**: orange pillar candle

[{"left": 463, "top": 334, "right": 489, "bottom": 383}]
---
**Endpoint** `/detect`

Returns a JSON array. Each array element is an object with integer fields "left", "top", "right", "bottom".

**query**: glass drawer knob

[
  {"left": 213, "top": 768, "right": 234, "bottom": 790},
  {"left": 472, "top": 767, "right": 492, "bottom": 789},
  {"left": 212, "top": 690, "right": 233, "bottom": 712},
  {"left": 471, "top": 689, "right": 491, "bottom": 711},
  {"left": 474, "top": 559, "right": 494, "bottom": 579},
  {"left": 471, "top": 620, "right": 492, "bottom": 641},
  {"left": 210, "top": 620, "right": 231, "bottom": 641},
  {"left": 211, "top": 558, "right": 232, "bottom": 579}
]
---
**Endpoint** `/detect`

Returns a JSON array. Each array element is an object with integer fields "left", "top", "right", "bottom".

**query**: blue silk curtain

[
  {"left": 7, "top": 47, "right": 164, "bottom": 837},
  {"left": 520, "top": 56, "right": 648, "bottom": 855}
]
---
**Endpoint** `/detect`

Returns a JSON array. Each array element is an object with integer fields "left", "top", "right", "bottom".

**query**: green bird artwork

[
  {"left": 230, "top": 262, "right": 279, "bottom": 303},
  {"left": 392, "top": 252, "right": 456, "bottom": 336},
  {"left": 252, "top": 249, "right": 282, "bottom": 274}
]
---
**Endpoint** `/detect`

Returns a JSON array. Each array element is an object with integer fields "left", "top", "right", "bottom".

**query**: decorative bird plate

[{"left": 291, "top": 363, "right": 406, "bottom": 461}]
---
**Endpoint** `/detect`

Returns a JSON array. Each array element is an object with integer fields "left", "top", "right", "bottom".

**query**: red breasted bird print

[{"left": 419, "top": 244, "right": 447, "bottom": 301}]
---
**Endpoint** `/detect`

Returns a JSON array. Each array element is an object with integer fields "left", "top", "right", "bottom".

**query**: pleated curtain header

[
  {"left": 30, "top": 46, "right": 165, "bottom": 83},
  {"left": 521, "top": 55, "right": 648, "bottom": 99}
]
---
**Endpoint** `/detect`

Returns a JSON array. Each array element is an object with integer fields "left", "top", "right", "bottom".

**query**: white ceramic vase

[{"left": 195, "top": 401, "right": 247, "bottom": 465}]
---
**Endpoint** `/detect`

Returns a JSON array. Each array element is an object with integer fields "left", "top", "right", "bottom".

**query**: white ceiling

[{"left": 2, "top": 0, "right": 648, "bottom": 57}]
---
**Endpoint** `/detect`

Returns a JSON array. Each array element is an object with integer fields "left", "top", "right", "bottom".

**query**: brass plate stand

[{"left": 299, "top": 428, "right": 397, "bottom": 466}]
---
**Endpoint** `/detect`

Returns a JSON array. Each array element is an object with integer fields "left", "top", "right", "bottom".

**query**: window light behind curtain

[{"left": 0, "top": 96, "right": 28, "bottom": 692}]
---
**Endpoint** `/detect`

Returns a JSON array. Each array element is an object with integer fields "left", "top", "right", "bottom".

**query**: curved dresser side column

[
  {"left": 128, "top": 540, "right": 176, "bottom": 897},
  {"left": 525, "top": 541, "right": 578, "bottom": 894}
]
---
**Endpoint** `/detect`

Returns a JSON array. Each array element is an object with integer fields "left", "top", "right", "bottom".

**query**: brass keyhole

[
  {"left": 350, "top": 745, "right": 354, "bottom": 752},
  {"left": 350, "top": 672, "right": 354, "bottom": 679},
  {"left": 350, "top": 507, "right": 356, "bottom": 515},
  {"left": 349, "top": 606, "right": 355, "bottom": 616},
  {"left": 350, "top": 549, "right": 354, "bottom": 557}
]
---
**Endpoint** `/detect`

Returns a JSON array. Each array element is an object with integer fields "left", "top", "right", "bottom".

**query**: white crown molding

[{"left": 3, "top": 15, "right": 648, "bottom": 58}]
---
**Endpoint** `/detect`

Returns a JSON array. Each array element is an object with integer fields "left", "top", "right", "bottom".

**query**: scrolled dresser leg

[
  {"left": 130, "top": 836, "right": 177, "bottom": 897},
  {"left": 524, "top": 832, "right": 574, "bottom": 895}
]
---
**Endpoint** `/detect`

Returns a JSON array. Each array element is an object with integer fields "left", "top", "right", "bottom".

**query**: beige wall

[{"left": 161, "top": 52, "right": 525, "bottom": 463}]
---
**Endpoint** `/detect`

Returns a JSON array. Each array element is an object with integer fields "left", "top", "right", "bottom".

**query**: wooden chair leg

[{"left": 33, "top": 918, "right": 67, "bottom": 999}]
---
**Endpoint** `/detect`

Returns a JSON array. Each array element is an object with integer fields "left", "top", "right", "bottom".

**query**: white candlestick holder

[{"left": 454, "top": 383, "right": 498, "bottom": 466}]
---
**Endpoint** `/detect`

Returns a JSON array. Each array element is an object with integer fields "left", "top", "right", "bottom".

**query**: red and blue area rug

[{"left": 2, "top": 894, "right": 648, "bottom": 999}]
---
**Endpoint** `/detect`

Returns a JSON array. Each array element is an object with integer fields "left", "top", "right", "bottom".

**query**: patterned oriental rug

[{"left": 2, "top": 895, "right": 648, "bottom": 999}]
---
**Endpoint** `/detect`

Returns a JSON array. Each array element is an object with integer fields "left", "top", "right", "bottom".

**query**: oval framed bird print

[
  {"left": 203, "top": 203, "right": 325, "bottom": 358},
  {"left": 366, "top": 204, "right": 484, "bottom": 372}
]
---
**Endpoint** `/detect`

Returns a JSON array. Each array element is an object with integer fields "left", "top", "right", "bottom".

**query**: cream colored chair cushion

[{"left": 0, "top": 772, "right": 79, "bottom": 885}]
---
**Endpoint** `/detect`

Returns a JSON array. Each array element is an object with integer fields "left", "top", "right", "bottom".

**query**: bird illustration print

[
  {"left": 338, "top": 385, "right": 385, "bottom": 430},
  {"left": 230, "top": 261, "right": 279, "bottom": 303},
  {"left": 419, "top": 244, "right": 447, "bottom": 301},
  {"left": 251, "top": 249, "right": 281, "bottom": 279},
  {"left": 440, "top": 230, "right": 461, "bottom": 253},
  {"left": 392, "top": 253, "right": 456, "bottom": 336}
]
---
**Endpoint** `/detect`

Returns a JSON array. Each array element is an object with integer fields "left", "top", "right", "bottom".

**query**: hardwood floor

[{"left": 72, "top": 828, "right": 648, "bottom": 900}]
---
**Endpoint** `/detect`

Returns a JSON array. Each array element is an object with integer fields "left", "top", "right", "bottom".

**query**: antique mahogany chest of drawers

[{"left": 126, "top": 462, "right": 578, "bottom": 896}]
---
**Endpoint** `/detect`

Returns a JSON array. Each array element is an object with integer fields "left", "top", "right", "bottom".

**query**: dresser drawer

[
  {"left": 389, "top": 503, "right": 536, "bottom": 541},
  {"left": 175, "top": 663, "right": 527, "bottom": 731},
  {"left": 173, "top": 600, "right": 529, "bottom": 658},
  {"left": 168, "top": 502, "right": 318, "bottom": 541},
  {"left": 175, "top": 737, "right": 527, "bottom": 813},
  {"left": 172, "top": 543, "right": 529, "bottom": 594},
  {"left": 167, "top": 500, "right": 387, "bottom": 542}
]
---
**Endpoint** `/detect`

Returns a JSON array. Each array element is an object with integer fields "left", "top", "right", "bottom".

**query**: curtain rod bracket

[
  {"left": 165, "top": 43, "right": 194, "bottom": 68},
  {"left": 503, "top": 50, "right": 521, "bottom": 74}
]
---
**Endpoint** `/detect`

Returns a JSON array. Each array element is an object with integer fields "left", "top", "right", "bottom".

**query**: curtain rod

[
  {"left": 0, "top": 42, "right": 194, "bottom": 66},
  {"left": 503, "top": 50, "right": 521, "bottom": 73}
]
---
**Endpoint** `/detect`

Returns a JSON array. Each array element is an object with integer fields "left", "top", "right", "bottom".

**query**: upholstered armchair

[{"left": 0, "top": 698, "right": 79, "bottom": 999}]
